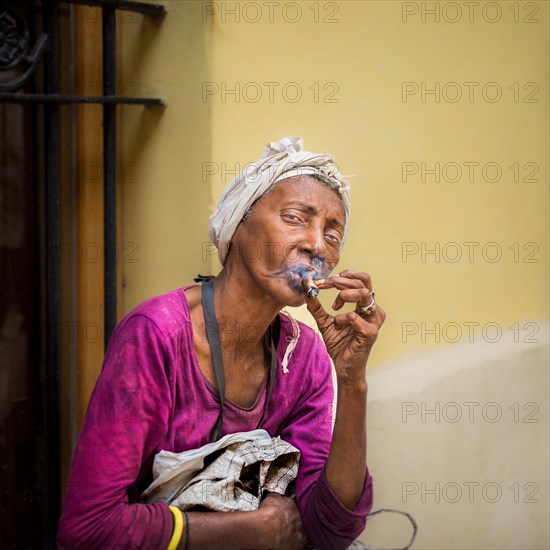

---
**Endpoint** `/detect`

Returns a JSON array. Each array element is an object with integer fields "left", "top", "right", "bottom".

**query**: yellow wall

[
  {"left": 122, "top": 0, "right": 548, "bottom": 366},
  {"left": 118, "top": 2, "right": 549, "bottom": 547},
  {"left": 121, "top": 1, "right": 213, "bottom": 311}
]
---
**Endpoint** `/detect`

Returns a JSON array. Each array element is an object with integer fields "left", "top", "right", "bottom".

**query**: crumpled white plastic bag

[{"left": 140, "top": 429, "right": 300, "bottom": 512}]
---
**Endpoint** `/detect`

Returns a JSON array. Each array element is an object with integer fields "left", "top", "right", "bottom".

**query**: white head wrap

[{"left": 209, "top": 136, "right": 351, "bottom": 264}]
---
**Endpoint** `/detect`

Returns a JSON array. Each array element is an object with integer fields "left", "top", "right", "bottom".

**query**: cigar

[{"left": 302, "top": 275, "right": 320, "bottom": 298}]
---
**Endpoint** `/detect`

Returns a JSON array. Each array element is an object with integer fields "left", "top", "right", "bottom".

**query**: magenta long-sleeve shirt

[{"left": 57, "top": 287, "right": 373, "bottom": 550}]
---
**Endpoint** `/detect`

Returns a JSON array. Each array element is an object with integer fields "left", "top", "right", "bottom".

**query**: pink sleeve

[
  {"left": 279, "top": 336, "right": 374, "bottom": 550},
  {"left": 57, "top": 315, "right": 174, "bottom": 549}
]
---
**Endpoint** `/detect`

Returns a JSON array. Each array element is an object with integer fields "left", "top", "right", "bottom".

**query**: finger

[
  {"left": 315, "top": 275, "right": 364, "bottom": 291},
  {"left": 333, "top": 311, "right": 373, "bottom": 333},
  {"left": 334, "top": 311, "right": 380, "bottom": 335},
  {"left": 337, "top": 270, "right": 372, "bottom": 290},
  {"left": 304, "top": 294, "right": 333, "bottom": 329},
  {"left": 377, "top": 305, "right": 387, "bottom": 326},
  {"left": 332, "top": 288, "right": 373, "bottom": 310},
  {"left": 262, "top": 491, "right": 284, "bottom": 500},
  {"left": 355, "top": 303, "right": 386, "bottom": 326}
]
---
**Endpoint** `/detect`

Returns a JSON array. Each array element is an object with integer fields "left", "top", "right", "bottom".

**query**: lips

[
  {"left": 271, "top": 261, "right": 328, "bottom": 297},
  {"left": 286, "top": 265, "right": 316, "bottom": 279},
  {"left": 280, "top": 265, "right": 317, "bottom": 295}
]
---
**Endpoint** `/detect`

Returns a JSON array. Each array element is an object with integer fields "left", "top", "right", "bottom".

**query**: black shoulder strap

[
  {"left": 255, "top": 329, "right": 277, "bottom": 431},
  {"left": 199, "top": 277, "right": 278, "bottom": 443},
  {"left": 200, "top": 278, "right": 226, "bottom": 443}
]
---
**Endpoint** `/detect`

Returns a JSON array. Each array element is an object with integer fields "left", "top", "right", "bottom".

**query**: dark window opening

[{"left": 0, "top": 1, "right": 164, "bottom": 546}]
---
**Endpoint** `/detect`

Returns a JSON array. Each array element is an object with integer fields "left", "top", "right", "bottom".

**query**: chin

[
  {"left": 283, "top": 294, "right": 307, "bottom": 308},
  {"left": 278, "top": 284, "right": 308, "bottom": 308},
  {"left": 263, "top": 281, "right": 306, "bottom": 309}
]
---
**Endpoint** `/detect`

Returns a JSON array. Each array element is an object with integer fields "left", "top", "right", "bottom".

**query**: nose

[{"left": 299, "top": 221, "right": 328, "bottom": 259}]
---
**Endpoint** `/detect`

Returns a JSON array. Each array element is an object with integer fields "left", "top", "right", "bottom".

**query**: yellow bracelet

[{"left": 167, "top": 506, "right": 184, "bottom": 550}]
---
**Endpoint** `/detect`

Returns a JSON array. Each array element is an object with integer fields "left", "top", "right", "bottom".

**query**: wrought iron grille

[{"left": 0, "top": 0, "right": 165, "bottom": 545}]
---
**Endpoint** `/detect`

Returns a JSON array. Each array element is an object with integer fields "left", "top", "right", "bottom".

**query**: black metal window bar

[{"left": 0, "top": 0, "right": 165, "bottom": 544}]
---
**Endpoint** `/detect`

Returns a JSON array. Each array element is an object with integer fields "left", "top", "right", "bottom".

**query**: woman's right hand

[{"left": 258, "top": 492, "right": 309, "bottom": 550}]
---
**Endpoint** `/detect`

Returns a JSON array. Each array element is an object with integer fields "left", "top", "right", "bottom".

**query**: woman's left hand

[{"left": 306, "top": 269, "right": 386, "bottom": 382}]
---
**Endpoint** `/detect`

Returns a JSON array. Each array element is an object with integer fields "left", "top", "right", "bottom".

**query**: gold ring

[
  {"left": 357, "top": 304, "right": 376, "bottom": 317},
  {"left": 356, "top": 292, "right": 376, "bottom": 317}
]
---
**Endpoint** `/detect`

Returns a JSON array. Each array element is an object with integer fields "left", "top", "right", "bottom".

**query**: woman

[{"left": 57, "top": 137, "right": 385, "bottom": 550}]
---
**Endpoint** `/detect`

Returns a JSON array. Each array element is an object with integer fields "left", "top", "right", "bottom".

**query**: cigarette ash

[
  {"left": 302, "top": 276, "right": 319, "bottom": 298},
  {"left": 284, "top": 257, "right": 330, "bottom": 297}
]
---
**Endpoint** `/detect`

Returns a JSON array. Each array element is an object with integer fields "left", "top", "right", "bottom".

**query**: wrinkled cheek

[
  {"left": 313, "top": 259, "right": 336, "bottom": 279},
  {"left": 322, "top": 250, "right": 340, "bottom": 273},
  {"left": 276, "top": 242, "right": 301, "bottom": 265},
  {"left": 330, "top": 248, "right": 341, "bottom": 265}
]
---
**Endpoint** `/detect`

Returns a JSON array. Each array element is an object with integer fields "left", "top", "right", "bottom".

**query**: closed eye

[
  {"left": 281, "top": 212, "right": 305, "bottom": 223},
  {"left": 325, "top": 233, "right": 342, "bottom": 247}
]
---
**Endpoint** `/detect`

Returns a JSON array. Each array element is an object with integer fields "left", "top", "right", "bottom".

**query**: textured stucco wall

[
  {"left": 119, "top": 1, "right": 549, "bottom": 548},
  {"left": 359, "top": 322, "right": 549, "bottom": 549}
]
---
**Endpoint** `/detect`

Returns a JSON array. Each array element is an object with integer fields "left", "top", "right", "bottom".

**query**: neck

[{"left": 211, "top": 263, "right": 281, "bottom": 354}]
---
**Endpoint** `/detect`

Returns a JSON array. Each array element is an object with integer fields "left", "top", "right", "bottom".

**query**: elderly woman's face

[{"left": 229, "top": 176, "right": 346, "bottom": 307}]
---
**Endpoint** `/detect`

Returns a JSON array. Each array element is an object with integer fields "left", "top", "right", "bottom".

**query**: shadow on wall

[
  {"left": 120, "top": 0, "right": 214, "bottom": 312},
  {"left": 359, "top": 321, "right": 549, "bottom": 550}
]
